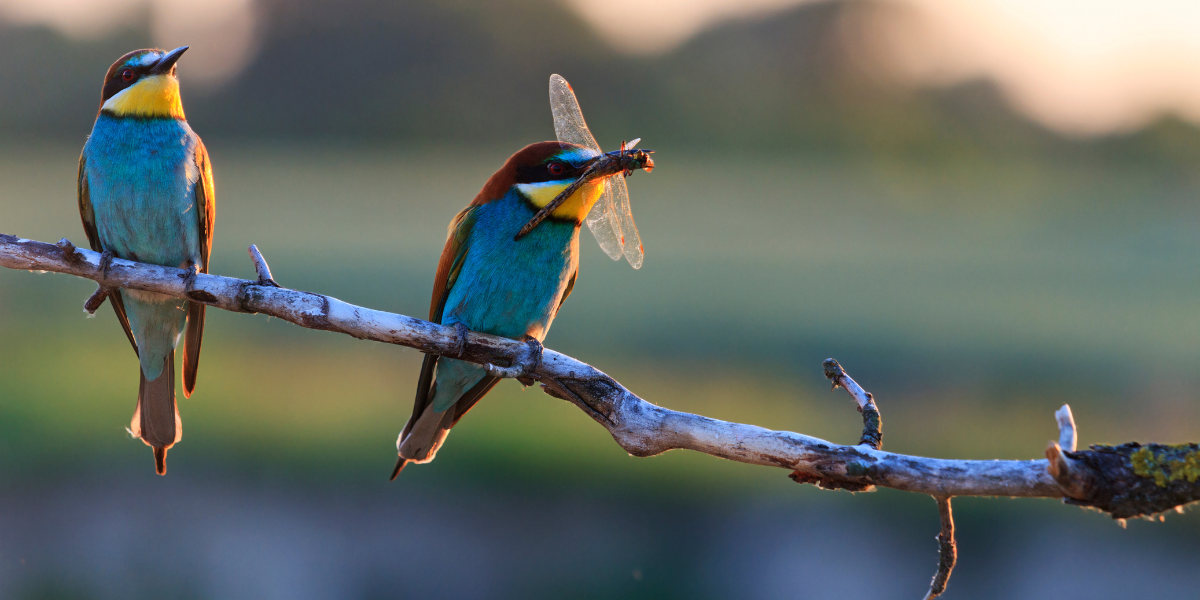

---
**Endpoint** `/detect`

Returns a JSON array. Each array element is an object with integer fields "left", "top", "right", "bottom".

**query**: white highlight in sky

[
  {"left": 0, "top": 0, "right": 257, "bottom": 87},
  {"left": 4, "top": 0, "right": 1200, "bottom": 133},
  {"left": 567, "top": 0, "right": 1200, "bottom": 135}
]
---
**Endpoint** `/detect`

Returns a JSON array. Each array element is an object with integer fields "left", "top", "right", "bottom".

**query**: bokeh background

[{"left": 1, "top": 0, "right": 1199, "bottom": 598}]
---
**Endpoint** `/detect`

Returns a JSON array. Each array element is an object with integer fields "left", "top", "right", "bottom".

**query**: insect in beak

[{"left": 514, "top": 146, "right": 654, "bottom": 240}]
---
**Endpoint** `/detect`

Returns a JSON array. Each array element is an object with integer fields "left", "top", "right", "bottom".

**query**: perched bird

[
  {"left": 77, "top": 47, "right": 214, "bottom": 475},
  {"left": 392, "top": 141, "right": 637, "bottom": 478}
]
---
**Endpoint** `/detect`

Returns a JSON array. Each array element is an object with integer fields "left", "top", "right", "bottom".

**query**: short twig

[
  {"left": 1056, "top": 404, "right": 1077, "bottom": 452},
  {"left": 56, "top": 239, "right": 84, "bottom": 264},
  {"left": 823, "top": 358, "right": 883, "bottom": 450},
  {"left": 1046, "top": 406, "right": 1089, "bottom": 500},
  {"left": 83, "top": 285, "right": 111, "bottom": 314},
  {"left": 247, "top": 244, "right": 280, "bottom": 287},
  {"left": 923, "top": 496, "right": 957, "bottom": 600}
]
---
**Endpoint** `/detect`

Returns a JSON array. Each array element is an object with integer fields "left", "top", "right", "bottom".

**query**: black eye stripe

[
  {"left": 102, "top": 66, "right": 144, "bottom": 102},
  {"left": 514, "top": 160, "right": 585, "bottom": 184}
]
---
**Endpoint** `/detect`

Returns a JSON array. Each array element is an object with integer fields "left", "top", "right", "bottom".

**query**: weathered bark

[{"left": 3, "top": 233, "right": 1196, "bottom": 509}]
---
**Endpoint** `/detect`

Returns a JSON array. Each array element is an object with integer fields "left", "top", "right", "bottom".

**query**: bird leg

[
  {"left": 179, "top": 261, "right": 199, "bottom": 290},
  {"left": 98, "top": 249, "right": 115, "bottom": 280},
  {"left": 484, "top": 336, "right": 543, "bottom": 381},
  {"left": 84, "top": 250, "right": 117, "bottom": 314},
  {"left": 452, "top": 322, "right": 470, "bottom": 358},
  {"left": 179, "top": 261, "right": 221, "bottom": 304}
]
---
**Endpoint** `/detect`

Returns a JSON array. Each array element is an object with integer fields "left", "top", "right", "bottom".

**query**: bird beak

[
  {"left": 515, "top": 148, "right": 654, "bottom": 240},
  {"left": 150, "top": 46, "right": 189, "bottom": 75}
]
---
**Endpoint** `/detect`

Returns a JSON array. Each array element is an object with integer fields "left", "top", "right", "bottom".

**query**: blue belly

[
  {"left": 82, "top": 115, "right": 201, "bottom": 379},
  {"left": 83, "top": 115, "right": 201, "bottom": 269},
  {"left": 441, "top": 192, "right": 579, "bottom": 340},
  {"left": 431, "top": 192, "right": 579, "bottom": 412}
]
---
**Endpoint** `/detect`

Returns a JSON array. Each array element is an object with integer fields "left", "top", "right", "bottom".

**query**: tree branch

[
  {"left": 923, "top": 496, "right": 957, "bottom": 600},
  {"left": 4, "top": 232, "right": 1198, "bottom": 596}
]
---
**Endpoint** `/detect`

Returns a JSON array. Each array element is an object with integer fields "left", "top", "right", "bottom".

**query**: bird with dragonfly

[{"left": 392, "top": 74, "right": 656, "bottom": 478}]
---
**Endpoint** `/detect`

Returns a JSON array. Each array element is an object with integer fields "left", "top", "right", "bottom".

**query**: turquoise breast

[
  {"left": 441, "top": 189, "right": 579, "bottom": 341},
  {"left": 82, "top": 114, "right": 201, "bottom": 380},
  {"left": 429, "top": 190, "right": 580, "bottom": 413},
  {"left": 83, "top": 114, "right": 201, "bottom": 268}
]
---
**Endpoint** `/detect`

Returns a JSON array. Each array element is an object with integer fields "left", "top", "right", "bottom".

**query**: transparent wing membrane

[
  {"left": 549, "top": 74, "right": 644, "bottom": 269},
  {"left": 610, "top": 174, "right": 644, "bottom": 269},
  {"left": 586, "top": 182, "right": 624, "bottom": 261},
  {"left": 549, "top": 74, "right": 600, "bottom": 152}
]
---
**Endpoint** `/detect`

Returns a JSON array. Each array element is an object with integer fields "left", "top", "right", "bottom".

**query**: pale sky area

[{"left": 2, "top": 0, "right": 1200, "bottom": 135}]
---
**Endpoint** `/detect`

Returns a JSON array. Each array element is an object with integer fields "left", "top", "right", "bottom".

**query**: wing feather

[
  {"left": 556, "top": 266, "right": 577, "bottom": 317},
  {"left": 78, "top": 152, "right": 139, "bottom": 356},
  {"left": 405, "top": 206, "right": 479, "bottom": 438},
  {"left": 183, "top": 140, "right": 215, "bottom": 397}
]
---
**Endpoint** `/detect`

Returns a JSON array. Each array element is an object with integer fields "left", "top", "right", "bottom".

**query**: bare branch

[
  {"left": 922, "top": 496, "right": 957, "bottom": 600},
  {"left": 3, "top": 233, "right": 1197, "bottom": 512},
  {"left": 82, "top": 285, "right": 111, "bottom": 314},
  {"left": 823, "top": 358, "right": 882, "bottom": 450},
  {"left": 247, "top": 244, "right": 280, "bottom": 287}
]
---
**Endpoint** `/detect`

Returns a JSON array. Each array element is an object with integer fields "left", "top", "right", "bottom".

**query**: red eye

[
  {"left": 548, "top": 162, "right": 565, "bottom": 176},
  {"left": 121, "top": 69, "right": 134, "bottom": 82}
]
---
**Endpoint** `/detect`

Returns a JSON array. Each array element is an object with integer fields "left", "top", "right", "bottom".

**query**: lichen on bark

[{"left": 1131, "top": 444, "right": 1200, "bottom": 488}]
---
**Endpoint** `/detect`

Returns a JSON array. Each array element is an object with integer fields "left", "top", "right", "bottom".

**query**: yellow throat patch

[
  {"left": 516, "top": 178, "right": 608, "bottom": 223},
  {"left": 102, "top": 75, "right": 185, "bottom": 119}
]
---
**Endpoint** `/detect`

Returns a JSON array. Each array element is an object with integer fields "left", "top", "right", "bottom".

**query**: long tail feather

[
  {"left": 182, "top": 302, "right": 204, "bottom": 398},
  {"left": 130, "top": 352, "right": 180, "bottom": 475},
  {"left": 390, "top": 457, "right": 408, "bottom": 481},
  {"left": 394, "top": 375, "right": 500, "bottom": 475},
  {"left": 154, "top": 447, "right": 168, "bottom": 475}
]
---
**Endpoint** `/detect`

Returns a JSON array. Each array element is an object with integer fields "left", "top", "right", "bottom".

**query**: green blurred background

[{"left": 0, "top": 0, "right": 1198, "bottom": 598}]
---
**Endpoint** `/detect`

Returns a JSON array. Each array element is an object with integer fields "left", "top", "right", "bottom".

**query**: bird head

[
  {"left": 474, "top": 141, "right": 611, "bottom": 225},
  {"left": 98, "top": 46, "right": 189, "bottom": 119}
]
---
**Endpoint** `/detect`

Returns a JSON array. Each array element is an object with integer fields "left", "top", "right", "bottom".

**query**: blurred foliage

[{"left": 3, "top": 0, "right": 1200, "bottom": 170}]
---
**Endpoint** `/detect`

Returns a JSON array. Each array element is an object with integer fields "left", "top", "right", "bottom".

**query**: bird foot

[
  {"left": 452, "top": 322, "right": 470, "bottom": 357},
  {"left": 485, "top": 336, "right": 543, "bottom": 380},
  {"left": 98, "top": 250, "right": 115, "bottom": 280},
  {"left": 178, "top": 261, "right": 200, "bottom": 289}
]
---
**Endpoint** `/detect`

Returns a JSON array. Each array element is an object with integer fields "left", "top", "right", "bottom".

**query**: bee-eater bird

[
  {"left": 77, "top": 46, "right": 214, "bottom": 475},
  {"left": 392, "top": 141, "right": 645, "bottom": 479}
]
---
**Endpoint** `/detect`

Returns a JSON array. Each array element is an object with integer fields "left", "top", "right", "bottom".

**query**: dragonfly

[{"left": 515, "top": 74, "right": 654, "bottom": 269}]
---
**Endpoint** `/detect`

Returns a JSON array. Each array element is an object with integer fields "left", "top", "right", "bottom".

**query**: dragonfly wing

[
  {"left": 549, "top": 74, "right": 601, "bottom": 152},
  {"left": 550, "top": 74, "right": 643, "bottom": 268},
  {"left": 585, "top": 179, "right": 624, "bottom": 261},
  {"left": 610, "top": 173, "right": 643, "bottom": 269}
]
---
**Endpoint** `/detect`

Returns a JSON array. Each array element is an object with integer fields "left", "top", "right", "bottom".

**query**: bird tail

[
  {"left": 130, "top": 352, "right": 181, "bottom": 475},
  {"left": 396, "top": 401, "right": 457, "bottom": 466},
  {"left": 392, "top": 374, "right": 500, "bottom": 479}
]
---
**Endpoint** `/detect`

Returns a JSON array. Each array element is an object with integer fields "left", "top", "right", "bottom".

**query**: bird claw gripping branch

[
  {"left": 485, "top": 337, "right": 543, "bottom": 380},
  {"left": 452, "top": 322, "right": 470, "bottom": 358}
]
